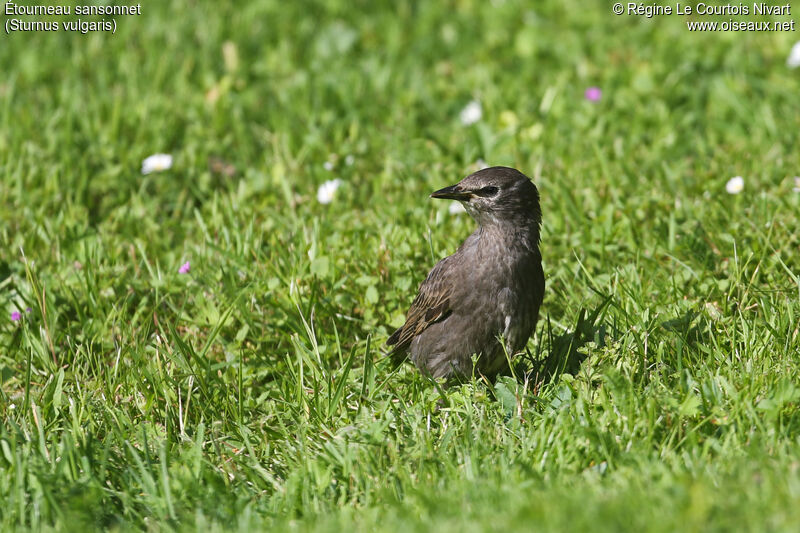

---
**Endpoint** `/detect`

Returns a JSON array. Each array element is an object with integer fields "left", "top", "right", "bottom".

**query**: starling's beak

[{"left": 430, "top": 184, "right": 472, "bottom": 201}]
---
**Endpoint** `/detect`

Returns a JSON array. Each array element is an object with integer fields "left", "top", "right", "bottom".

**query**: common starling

[{"left": 387, "top": 166, "right": 544, "bottom": 380}]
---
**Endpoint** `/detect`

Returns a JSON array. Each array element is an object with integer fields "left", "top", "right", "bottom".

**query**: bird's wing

[{"left": 386, "top": 256, "right": 455, "bottom": 358}]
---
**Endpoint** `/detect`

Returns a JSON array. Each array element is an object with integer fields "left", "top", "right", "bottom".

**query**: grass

[{"left": 1, "top": 0, "right": 800, "bottom": 530}]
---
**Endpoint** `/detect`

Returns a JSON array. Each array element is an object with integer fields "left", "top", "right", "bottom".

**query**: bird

[{"left": 386, "top": 166, "right": 545, "bottom": 380}]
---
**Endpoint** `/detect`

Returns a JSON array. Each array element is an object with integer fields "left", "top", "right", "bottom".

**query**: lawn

[{"left": 2, "top": 0, "right": 800, "bottom": 530}]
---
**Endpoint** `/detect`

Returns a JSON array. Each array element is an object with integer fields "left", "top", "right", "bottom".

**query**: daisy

[
  {"left": 141, "top": 154, "right": 173, "bottom": 175},
  {"left": 317, "top": 179, "right": 343, "bottom": 204},
  {"left": 787, "top": 41, "right": 800, "bottom": 68},
  {"left": 449, "top": 202, "right": 466, "bottom": 215},
  {"left": 725, "top": 176, "right": 744, "bottom": 194},
  {"left": 459, "top": 100, "right": 482, "bottom": 125}
]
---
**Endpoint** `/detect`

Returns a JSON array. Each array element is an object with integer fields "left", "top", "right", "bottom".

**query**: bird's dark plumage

[{"left": 387, "top": 166, "right": 545, "bottom": 380}]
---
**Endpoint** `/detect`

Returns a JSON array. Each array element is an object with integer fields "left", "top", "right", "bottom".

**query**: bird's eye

[{"left": 474, "top": 186, "right": 499, "bottom": 197}]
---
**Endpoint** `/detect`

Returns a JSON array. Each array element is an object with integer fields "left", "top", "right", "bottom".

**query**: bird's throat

[{"left": 476, "top": 217, "right": 541, "bottom": 252}]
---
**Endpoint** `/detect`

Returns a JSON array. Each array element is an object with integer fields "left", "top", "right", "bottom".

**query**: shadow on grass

[
  {"left": 516, "top": 295, "right": 613, "bottom": 390},
  {"left": 659, "top": 310, "right": 708, "bottom": 347},
  {"left": 515, "top": 301, "right": 718, "bottom": 394}
]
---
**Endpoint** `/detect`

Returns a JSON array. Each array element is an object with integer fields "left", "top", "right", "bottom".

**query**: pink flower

[
  {"left": 584, "top": 87, "right": 602, "bottom": 102},
  {"left": 179, "top": 261, "right": 191, "bottom": 274},
  {"left": 11, "top": 311, "right": 21, "bottom": 321}
]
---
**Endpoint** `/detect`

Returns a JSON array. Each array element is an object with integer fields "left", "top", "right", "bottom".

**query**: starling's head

[{"left": 431, "top": 166, "right": 541, "bottom": 227}]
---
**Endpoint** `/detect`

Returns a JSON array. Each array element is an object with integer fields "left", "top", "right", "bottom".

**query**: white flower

[
  {"left": 449, "top": 202, "right": 466, "bottom": 214},
  {"left": 317, "top": 179, "right": 342, "bottom": 204},
  {"left": 787, "top": 41, "right": 800, "bottom": 68},
  {"left": 726, "top": 176, "right": 744, "bottom": 195},
  {"left": 323, "top": 161, "right": 334, "bottom": 171},
  {"left": 345, "top": 154, "right": 355, "bottom": 166},
  {"left": 794, "top": 176, "right": 800, "bottom": 192},
  {"left": 459, "top": 100, "right": 482, "bottom": 125},
  {"left": 141, "top": 154, "right": 173, "bottom": 174},
  {"left": 476, "top": 159, "right": 489, "bottom": 170}
]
